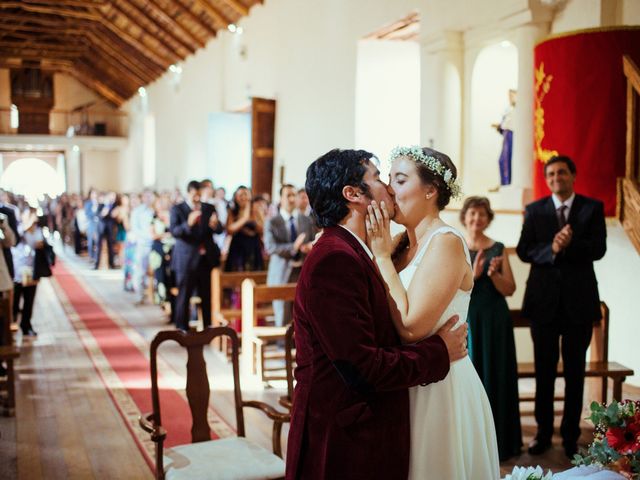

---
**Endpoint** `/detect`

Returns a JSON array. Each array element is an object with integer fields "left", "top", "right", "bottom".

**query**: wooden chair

[
  {"left": 279, "top": 324, "right": 295, "bottom": 410},
  {"left": 139, "top": 327, "right": 288, "bottom": 480},
  {"left": 0, "top": 296, "right": 19, "bottom": 416},
  {"left": 240, "top": 279, "right": 296, "bottom": 383},
  {"left": 210, "top": 268, "right": 270, "bottom": 353},
  {"left": 513, "top": 301, "right": 634, "bottom": 403}
]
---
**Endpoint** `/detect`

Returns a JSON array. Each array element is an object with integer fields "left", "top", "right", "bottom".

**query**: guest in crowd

[
  {"left": 296, "top": 188, "right": 312, "bottom": 217},
  {"left": 264, "top": 184, "right": 315, "bottom": 326},
  {"left": 12, "top": 208, "right": 44, "bottom": 336},
  {"left": 149, "top": 196, "right": 175, "bottom": 316},
  {"left": 517, "top": 155, "right": 607, "bottom": 458},
  {"left": 84, "top": 189, "right": 100, "bottom": 261},
  {"left": 0, "top": 191, "right": 20, "bottom": 278},
  {"left": 461, "top": 196, "right": 521, "bottom": 461},
  {"left": 116, "top": 194, "right": 135, "bottom": 290},
  {"left": 212, "top": 187, "right": 228, "bottom": 251},
  {"left": 55, "top": 193, "right": 74, "bottom": 247},
  {"left": 224, "top": 186, "right": 264, "bottom": 272},
  {"left": 131, "top": 190, "right": 155, "bottom": 305},
  {"left": 170, "top": 180, "right": 223, "bottom": 331},
  {"left": 94, "top": 192, "right": 118, "bottom": 269},
  {"left": 73, "top": 194, "right": 86, "bottom": 254},
  {"left": 200, "top": 179, "right": 215, "bottom": 205},
  {"left": 0, "top": 210, "right": 16, "bottom": 365}
]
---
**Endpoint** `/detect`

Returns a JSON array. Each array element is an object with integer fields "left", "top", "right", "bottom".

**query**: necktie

[
  {"left": 557, "top": 205, "right": 568, "bottom": 229},
  {"left": 289, "top": 216, "right": 297, "bottom": 242}
]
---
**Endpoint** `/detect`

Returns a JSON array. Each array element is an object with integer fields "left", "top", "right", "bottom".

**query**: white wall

[
  {"left": 355, "top": 39, "right": 421, "bottom": 178},
  {"left": 82, "top": 150, "right": 120, "bottom": 192}
]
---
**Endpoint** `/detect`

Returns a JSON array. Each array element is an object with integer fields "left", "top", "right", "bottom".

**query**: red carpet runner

[{"left": 50, "top": 260, "right": 233, "bottom": 468}]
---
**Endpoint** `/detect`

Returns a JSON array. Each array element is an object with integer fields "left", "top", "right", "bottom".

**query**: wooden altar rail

[
  {"left": 511, "top": 302, "right": 634, "bottom": 404},
  {"left": 618, "top": 55, "right": 640, "bottom": 254}
]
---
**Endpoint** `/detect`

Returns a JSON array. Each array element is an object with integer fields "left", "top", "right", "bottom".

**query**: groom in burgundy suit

[{"left": 285, "top": 149, "right": 468, "bottom": 480}]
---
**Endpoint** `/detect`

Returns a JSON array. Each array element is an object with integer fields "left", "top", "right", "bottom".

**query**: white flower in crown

[{"left": 389, "top": 145, "right": 463, "bottom": 200}]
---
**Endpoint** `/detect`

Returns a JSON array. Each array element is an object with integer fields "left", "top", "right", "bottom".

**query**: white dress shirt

[{"left": 339, "top": 225, "right": 373, "bottom": 260}]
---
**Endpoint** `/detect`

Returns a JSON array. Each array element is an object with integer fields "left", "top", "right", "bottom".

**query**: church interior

[{"left": 1, "top": 0, "right": 640, "bottom": 478}]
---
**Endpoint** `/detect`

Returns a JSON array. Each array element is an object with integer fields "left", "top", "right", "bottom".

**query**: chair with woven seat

[{"left": 139, "top": 326, "right": 289, "bottom": 480}]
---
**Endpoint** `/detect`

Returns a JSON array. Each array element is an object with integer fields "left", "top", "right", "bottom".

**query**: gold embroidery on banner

[{"left": 534, "top": 62, "right": 558, "bottom": 164}]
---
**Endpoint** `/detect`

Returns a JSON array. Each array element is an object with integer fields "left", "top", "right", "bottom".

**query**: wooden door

[{"left": 251, "top": 98, "right": 275, "bottom": 197}]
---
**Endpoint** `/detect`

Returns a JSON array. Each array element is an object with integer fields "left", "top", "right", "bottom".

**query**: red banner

[{"left": 533, "top": 27, "right": 640, "bottom": 216}]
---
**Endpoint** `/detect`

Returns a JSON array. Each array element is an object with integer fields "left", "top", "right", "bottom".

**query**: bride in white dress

[{"left": 366, "top": 146, "right": 500, "bottom": 479}]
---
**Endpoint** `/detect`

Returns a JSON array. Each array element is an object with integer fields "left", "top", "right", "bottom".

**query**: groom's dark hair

[{"left": 305, "top": 149, "right": 373, "bottom": 228}]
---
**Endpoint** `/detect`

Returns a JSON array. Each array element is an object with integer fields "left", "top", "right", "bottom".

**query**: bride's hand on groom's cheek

[{"left": 366, "top": 201, "right": 392, "bottom": 258}]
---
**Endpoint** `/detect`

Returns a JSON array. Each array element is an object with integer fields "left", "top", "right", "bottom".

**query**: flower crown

[{"left": 389, "top": 145, "right": 462, "bottom": 199}]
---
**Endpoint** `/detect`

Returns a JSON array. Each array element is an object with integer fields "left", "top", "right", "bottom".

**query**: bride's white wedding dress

[{"left": 399, "top": 226, "right": 500, "bottom": 480}]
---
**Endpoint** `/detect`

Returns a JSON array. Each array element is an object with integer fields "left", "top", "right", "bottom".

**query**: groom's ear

[{"left": 342, "top": 185, "right": 364, "bottom": 204}]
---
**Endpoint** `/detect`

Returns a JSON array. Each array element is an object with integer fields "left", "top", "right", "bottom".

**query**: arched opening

[
  {"left": 1, "top": 156, "right": 65, "bottom": 205},
  {"left": 467, "top": 41, "right": 518, "bottom": 194}
]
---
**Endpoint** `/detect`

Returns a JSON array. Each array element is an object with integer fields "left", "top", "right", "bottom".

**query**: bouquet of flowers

[{"left": 573, "top": 400, "right": 640, "bottom": 479}]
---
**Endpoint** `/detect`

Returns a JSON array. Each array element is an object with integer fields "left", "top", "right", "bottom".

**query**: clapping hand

[
  {"left": 293, "top": 233, "right": 307, "bottom": 251},
  {"left": 209, "top": 211, "right": 219, "bottom": 229},
  {"left": 472, "top": 249, "right": 486, "bottom": 279},
  {"left": 366, "top": 201, "right": 392, "bottom": 258},
  {"left": 487, "top": 256, "right": 503, "bottom": 277},
  {"left": 187, "top": 204, "right": 202, "bottom": 227},
  {"left": 552, "top": 224, "right": 573, "bottom": 254}
]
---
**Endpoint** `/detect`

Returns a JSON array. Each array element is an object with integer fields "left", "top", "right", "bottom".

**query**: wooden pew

[
  {"left": 512, "top": 302, "right": 634, "bottom": 403},
  {"left": 0, "top": 296, "right": 19, "bottom": 416},
  {"left": 240, "top": 279, "right": 296, "bottom": 383},
  {"left": 210, "top": 268, "right": 271, "bottom": 353}
]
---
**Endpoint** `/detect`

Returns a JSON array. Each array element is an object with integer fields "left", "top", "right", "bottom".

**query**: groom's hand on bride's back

[{"left": 435, "top": 316, "right": 468, "bottom": 362}]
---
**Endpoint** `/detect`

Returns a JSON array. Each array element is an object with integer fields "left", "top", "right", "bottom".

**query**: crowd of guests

[{"left": 60, "top": 180, "right": 316, "bottom": 332}]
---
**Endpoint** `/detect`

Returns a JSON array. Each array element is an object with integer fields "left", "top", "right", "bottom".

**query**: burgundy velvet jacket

[{"left": 285, "top": 226, "right": 450, "bottom": 480}]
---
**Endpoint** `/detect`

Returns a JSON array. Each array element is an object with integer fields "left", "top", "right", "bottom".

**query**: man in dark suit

[
  {"left": 286, "top": 149, "right": 468, "bottom": 480},
  {"left": 517, "top": 155, "right": 606, "bottom": 458},
  {"left": 264, "top": 184, "right": 316, "bottom": 326},
  {"left": 170, "top": 180, "right": 223, "bottom": 332},
  {"left": 94, "top": 192, "right": 117, "bottom": 269}
]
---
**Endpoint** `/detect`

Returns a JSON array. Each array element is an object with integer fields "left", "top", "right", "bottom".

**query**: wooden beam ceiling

[{"left": 0, "top": 0, "right": 259, "bottom": 106}]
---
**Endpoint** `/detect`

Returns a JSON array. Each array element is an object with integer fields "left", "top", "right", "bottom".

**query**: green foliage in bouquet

[{"left": 573, "top": 400, "right": 640, "bottom": 479}]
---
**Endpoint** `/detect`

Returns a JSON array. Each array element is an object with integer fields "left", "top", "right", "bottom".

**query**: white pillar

[
  {"left": 420, "top": 31, "right": 463, "bottom": 163},
  {"left": 511, "top": 23, "right": 549, "bottom": 194}
]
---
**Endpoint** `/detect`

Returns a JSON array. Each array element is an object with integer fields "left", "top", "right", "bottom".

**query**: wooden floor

[{"left": 0, "top": 247, "right": 638, "bottom": 479}]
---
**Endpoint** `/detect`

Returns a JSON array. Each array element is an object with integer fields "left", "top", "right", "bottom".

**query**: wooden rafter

[
  {"left": 96, "top": 10, "right": 176, "bottom": 67},
  {"left": 21, "top": 0, "right": 107, "bottom": 7},
  {"left": 218, "top": 0, "right": 249, "bottom": 17},
  {"left": 174, "top": 0, "right": 217, "bottom": 37},
  {"left": 76, "top": 58, "right": 134, "bottom": 98},
  {"left": 92, "top": 24, "right": 167, "bottom": 75},
  {"left": 0, "top": 2, "right": 101, "bottom": 21},
  {"left": 0, "top": 47, "right": 85, "bottom": 59},
  {"left": 193, "top": 0, "right": 231, "bottom": 29},
  {"left": 111, "top": 0, "right": 194, "bottom": 57},
  {"left": 81, "top": 33, "right": 154, "bottom": 84},
  {"left": 141, "top": 0, "right": 205, "bottom": 49}
]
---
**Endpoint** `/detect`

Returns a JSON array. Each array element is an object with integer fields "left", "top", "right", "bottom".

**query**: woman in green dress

[{"left": 462, "top": 196, "right": 522, "bottom": 461}]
